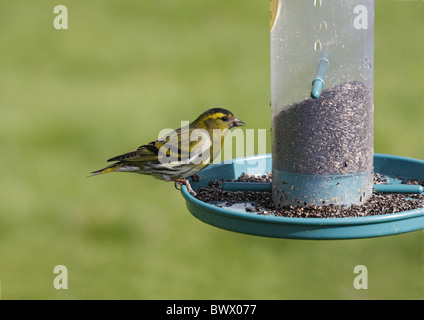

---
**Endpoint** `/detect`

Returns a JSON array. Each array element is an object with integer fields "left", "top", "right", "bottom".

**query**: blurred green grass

[{"left": 0, "top": 0, "right": 423, "bottom": 299}]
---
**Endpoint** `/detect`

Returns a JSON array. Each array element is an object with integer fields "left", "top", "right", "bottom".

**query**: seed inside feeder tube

[{"left": 273, "top": 81, "right": 373, "bottom": 176}]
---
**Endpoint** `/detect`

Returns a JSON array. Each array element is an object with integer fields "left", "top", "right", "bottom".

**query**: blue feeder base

[
  {"left": 181, "top": 154, "right": 424, "bottom": 240},
  {"left": 272, "top": 170, "right": 373, "bottom": 207}
]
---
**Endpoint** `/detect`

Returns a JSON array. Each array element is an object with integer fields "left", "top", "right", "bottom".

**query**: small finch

[{"left": 90, "top": 108, "right": 245, "bottom": 195}]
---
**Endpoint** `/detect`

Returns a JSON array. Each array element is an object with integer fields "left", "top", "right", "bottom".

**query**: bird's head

[{"left": 192, "top": 108, "right": 245, "bottom": 132}]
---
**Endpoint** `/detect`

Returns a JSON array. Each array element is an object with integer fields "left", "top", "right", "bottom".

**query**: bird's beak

[{"left": 231, "top": 117, "right": 245, "bottom": 128}]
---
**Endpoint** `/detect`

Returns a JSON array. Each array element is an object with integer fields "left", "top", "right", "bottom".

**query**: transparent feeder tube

[{"left": 270, "top": 0, "right": 374, "bottom": 207}]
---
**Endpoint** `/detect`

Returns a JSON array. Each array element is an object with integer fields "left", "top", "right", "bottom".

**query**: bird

[{"left": 89, "top": 108, "right": 245, "bottom": 195}]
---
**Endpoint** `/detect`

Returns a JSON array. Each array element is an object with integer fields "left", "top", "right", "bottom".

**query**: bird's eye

[{"left": 221, "top": 116, "right": 228, "bottom": 121}]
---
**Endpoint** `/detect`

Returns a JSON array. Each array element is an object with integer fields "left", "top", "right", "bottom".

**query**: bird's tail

[{"left": 88, "top": 163, "right": 120, "bottom": 177}]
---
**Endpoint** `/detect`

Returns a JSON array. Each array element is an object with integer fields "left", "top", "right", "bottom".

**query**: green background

[{"left": 0, "top": 0, "right": 423, "bottom": 299}]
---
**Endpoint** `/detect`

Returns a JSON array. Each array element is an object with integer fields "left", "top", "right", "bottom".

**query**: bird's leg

[{"left": 172, "top": 178, "right": 197, "bottom": 196}]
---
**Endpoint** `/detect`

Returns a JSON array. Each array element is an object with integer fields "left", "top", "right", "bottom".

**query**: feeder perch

[{"left": 181, "top": 0, "right": 424, "bottom": 239}]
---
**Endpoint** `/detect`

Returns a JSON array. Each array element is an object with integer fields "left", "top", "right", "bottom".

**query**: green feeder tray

[{"left": 181, "top": 153, "right": 424, "bottom": 240}]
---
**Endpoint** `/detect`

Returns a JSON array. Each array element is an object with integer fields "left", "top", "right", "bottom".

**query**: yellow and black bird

[{"left": 90, "top": 108, "right": 245, "bottom": 195}]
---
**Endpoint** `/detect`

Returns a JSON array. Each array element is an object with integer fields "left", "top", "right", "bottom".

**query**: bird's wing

[
  {"left": 107, "top": 126, "right": 206, "bottom": 163},
  {"left": 107, "top": 140, "right": 160, "bottom": 162}
]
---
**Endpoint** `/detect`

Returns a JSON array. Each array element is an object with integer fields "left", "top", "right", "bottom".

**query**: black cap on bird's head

[{"left": 193, "top": 108, "right": 245, "bottom": 130}]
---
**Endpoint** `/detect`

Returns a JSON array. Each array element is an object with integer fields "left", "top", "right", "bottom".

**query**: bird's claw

[
  {"left": 173, "top": 179, "right": 197, "bottom": 196},
  {"left": 186, "top": 186, "right": 197, "bottom": 196}
]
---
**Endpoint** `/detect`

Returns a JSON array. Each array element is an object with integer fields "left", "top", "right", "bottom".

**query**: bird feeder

[
  {"left": 181, "top": 0, "right": 424, "bottom": 239},
  {"left": 271, "top": 0, "right": 374, "bottom": 207}
]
